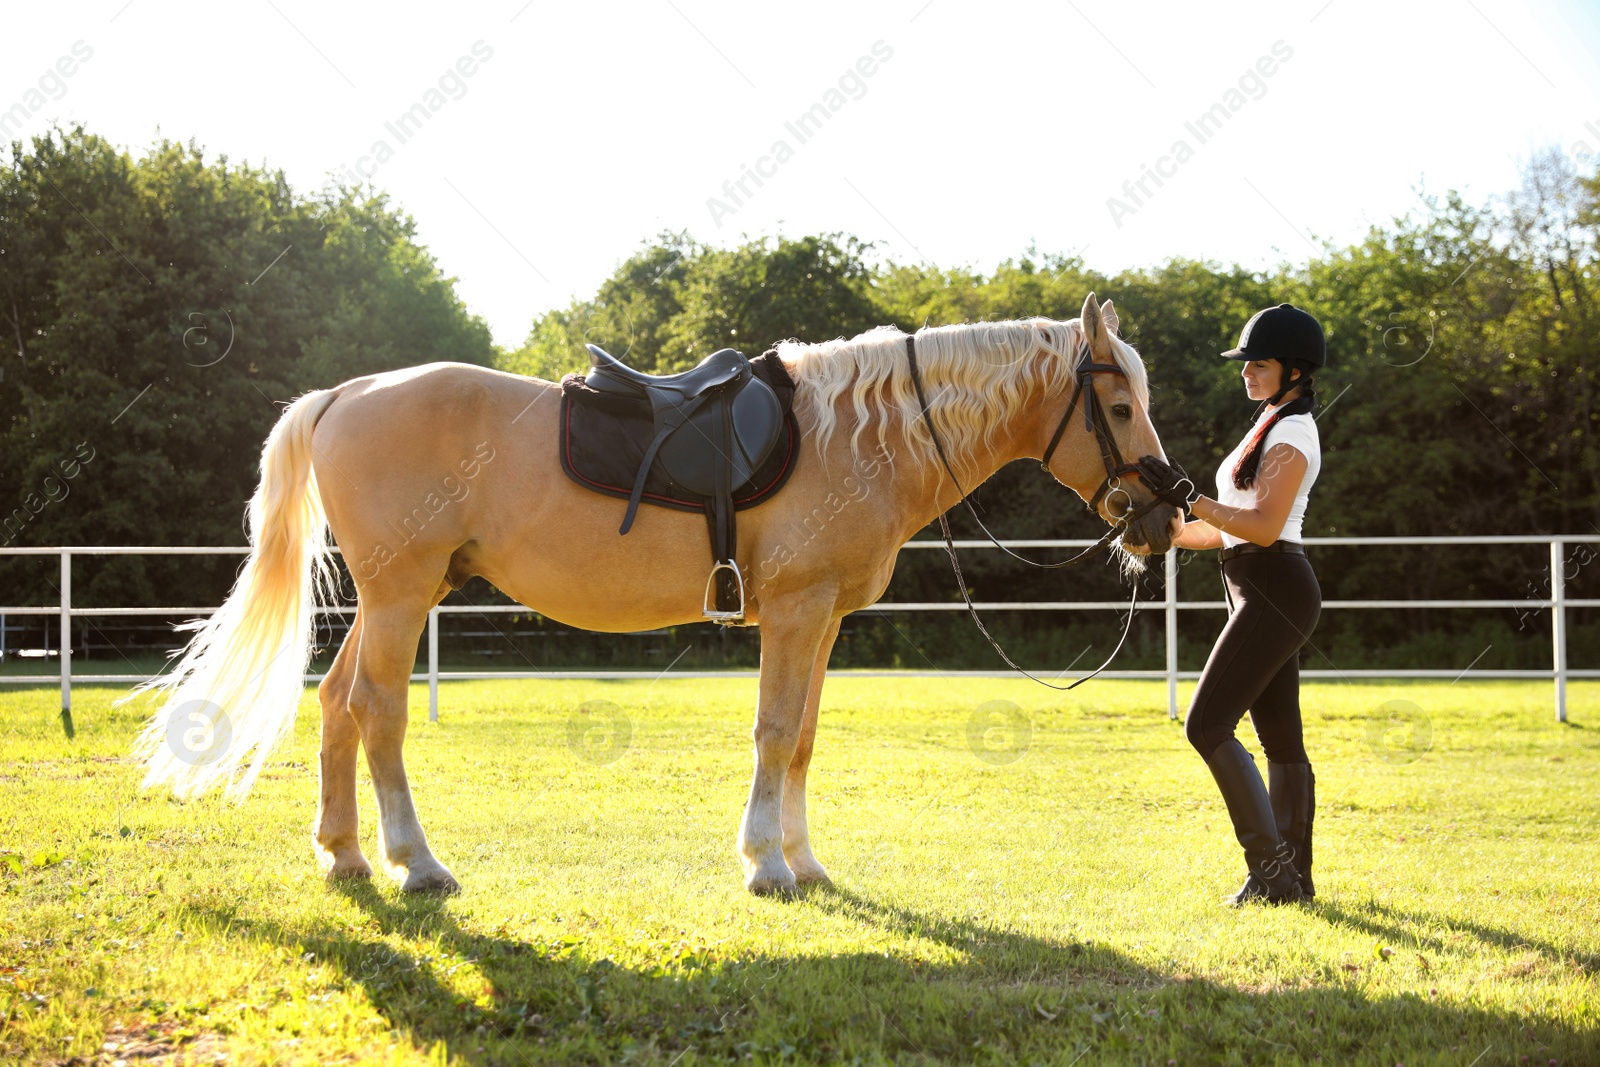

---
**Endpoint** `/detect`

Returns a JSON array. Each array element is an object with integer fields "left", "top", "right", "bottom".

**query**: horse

[{"left": 132, "top": 292, "right": 1177, "bottom": 896}]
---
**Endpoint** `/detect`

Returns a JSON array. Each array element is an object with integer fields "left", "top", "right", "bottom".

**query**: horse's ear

[
  {"left": 1100, "top": 299, "right": 1121, "bottom": 337},
  {"left": 1081, "top": 292, "right": 1114, "bottom": 358}
]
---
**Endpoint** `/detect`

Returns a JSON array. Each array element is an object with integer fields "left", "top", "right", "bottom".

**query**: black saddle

[
  {"left": 582, "top": 344, "right": 786, "bottom": 621},
  {"left": 586, "top": 344, "right": 748, "bottom": 398}
]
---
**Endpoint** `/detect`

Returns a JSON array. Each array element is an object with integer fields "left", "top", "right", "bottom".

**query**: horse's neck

[{"left": 881, "top": 409, "right": 1034, "bottom": 542}]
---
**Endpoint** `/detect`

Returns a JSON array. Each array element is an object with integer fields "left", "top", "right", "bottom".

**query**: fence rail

[{"left": 3, "top": 536, "right": 1595, "bottom": 726}]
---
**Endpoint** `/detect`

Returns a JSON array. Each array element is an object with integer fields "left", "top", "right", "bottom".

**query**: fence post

[
  {"left": 1165, "top": 547, "right": 1179, "bottom": 721},
  {"left": 1551, "top": 539, "right": 1567, "bottom": 723},
  {"left": 428, "top": 606, "right": 439, "bottom": 723},
  {"left": 60, "top": 550, "right": 74, "bottom": 739}
]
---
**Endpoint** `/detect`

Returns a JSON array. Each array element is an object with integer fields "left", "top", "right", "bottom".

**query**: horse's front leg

[
  {"left": 740, "top": 600, "right": 835, "bottom": 895},
  {"left": 782, "top": 617, "right": 841, "bottom": 885}
]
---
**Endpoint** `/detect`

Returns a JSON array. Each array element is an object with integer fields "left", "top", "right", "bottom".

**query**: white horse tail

[{"left": 131, "top": 388, "right": 342, "bottom": 800}]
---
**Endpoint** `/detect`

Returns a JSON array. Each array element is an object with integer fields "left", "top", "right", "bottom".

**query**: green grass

[{"left": 1, "top": 677, "right": 1596, "bottom": 1065}]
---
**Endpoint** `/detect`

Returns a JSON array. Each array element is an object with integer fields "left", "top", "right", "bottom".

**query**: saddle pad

[{"left": 559, "top": 349, "right": 801, "bottom": 515}]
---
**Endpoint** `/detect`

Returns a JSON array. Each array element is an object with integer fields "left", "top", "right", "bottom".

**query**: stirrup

[{"left": 702, "top": 560, "right": 746, "bottom": 623}]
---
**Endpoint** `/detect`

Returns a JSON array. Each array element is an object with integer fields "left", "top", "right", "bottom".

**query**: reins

[{"left": 903, "top": 333, "right": 1163, "bottom": 691}]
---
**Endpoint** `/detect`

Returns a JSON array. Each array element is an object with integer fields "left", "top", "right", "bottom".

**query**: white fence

[{"left": 2, "top": 536, "right": 1595, "bottom": 726}]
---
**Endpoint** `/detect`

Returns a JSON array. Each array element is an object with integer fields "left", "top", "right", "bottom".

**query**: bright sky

[{"left": 7, "top": 0, "right": 1600, "bottom": 348}]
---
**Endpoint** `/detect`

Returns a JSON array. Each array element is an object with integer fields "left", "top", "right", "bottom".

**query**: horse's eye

[{"left": 1113, "top": 403, "right": 1132, "bottom": 420}]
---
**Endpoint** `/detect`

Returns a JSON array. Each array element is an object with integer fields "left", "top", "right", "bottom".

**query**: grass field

[{"left": 1, "top": 676, "right": 1596, "bottom": 1065}]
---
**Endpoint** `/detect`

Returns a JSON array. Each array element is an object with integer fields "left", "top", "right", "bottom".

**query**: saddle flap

[{"left": 658, "top": 376, "right": 783, "bottom": 496}]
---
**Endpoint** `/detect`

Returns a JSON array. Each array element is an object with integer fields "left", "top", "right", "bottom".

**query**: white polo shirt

[{"left": 1214, "top": 410, "right": 1321, "bottom": 548}]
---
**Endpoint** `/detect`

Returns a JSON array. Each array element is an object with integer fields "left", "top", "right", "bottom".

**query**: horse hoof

[
  {"left": 745, "top": 863, "right": 800, "bottom": 895},
  {"left": 790, "top": 862, "right": 832, "bottom": 887},
  {"left": 401, "top": 865, "right": 461, "bottom": 895},
  {"left": 746, "top": 869, "right": 799, "bottom": 898},
  {"left": 325, "top": 859, "right": 373, "bottom": 882}
]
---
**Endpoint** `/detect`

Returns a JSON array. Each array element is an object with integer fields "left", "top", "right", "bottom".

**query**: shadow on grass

[
  {"left": 1309, "top": 897, "right": 1599, "bottom": 976},
  {"left": 176, "top": 879, "right": 1597, "bottom": 1066}
]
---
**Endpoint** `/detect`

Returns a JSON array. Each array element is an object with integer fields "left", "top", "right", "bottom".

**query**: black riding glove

[{"left": 1137, "top": 455, "right": 1200, "bottom": 516}]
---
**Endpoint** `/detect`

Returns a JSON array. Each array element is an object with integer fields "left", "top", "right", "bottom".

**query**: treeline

[
  {"left": 3, "top": 126, "right": 1596, "bottom": 671},
  {"left": 501, "top": 151, "right": 1600, "bottom": 671},
  {"left": 1, "top": 127, "right": 494, "bottom": 611}
]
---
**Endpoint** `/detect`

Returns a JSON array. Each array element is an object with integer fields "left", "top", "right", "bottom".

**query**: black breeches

[{"left": 1184, "top": 551, "right": 1322, "bottom": 763}]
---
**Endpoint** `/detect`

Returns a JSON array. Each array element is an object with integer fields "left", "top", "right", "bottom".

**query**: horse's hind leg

[
  {"left": 314, "top": 607, "right": 372, "bottom": 880},
  {"left": 782, "top": 617, "right": 840, "bottom": 886},
  {"left": 740, "top": 598, "right": 835, "bottom": 895},
  {"left": 347, "top": 580, "right": 459, "bottom": 894}
]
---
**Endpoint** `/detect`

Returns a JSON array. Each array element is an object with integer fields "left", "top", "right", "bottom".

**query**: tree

[
  {"left": 0, "top": 126, "right": 495, "bottom": 608},
  {"left": 500, "top": 231, "right": 694, "bottom": 382},
  {"left": 503, "top": 233, "right": 884, "bottom": 382}
]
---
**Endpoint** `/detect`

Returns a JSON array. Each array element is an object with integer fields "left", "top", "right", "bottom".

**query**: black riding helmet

[{"left": 1222, "top": 303, "right": 1326, "bottom": 405}]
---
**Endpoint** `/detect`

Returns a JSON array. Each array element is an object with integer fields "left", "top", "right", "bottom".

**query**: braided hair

[{"left": 1231, "top": 358, "right": 1317, "bottom": 490}]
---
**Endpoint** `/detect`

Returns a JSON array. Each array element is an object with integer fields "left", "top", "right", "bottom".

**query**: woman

[{"left": 1139, "top": 303, "right": 1325, "bottom": 906}]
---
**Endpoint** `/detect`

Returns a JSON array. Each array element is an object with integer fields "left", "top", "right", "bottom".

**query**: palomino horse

[{"left": 134, "top": 293, "right": 1175, "bottom": 895}]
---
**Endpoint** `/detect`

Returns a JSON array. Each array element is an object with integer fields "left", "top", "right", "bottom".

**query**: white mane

[{"left": 777, "top": 317, "right": 1149, "bottom": 478}]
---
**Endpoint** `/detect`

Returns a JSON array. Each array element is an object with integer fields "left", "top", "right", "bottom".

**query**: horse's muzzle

[{"left": 1119, "top": 501, "right": 1179, "bottom": 555}]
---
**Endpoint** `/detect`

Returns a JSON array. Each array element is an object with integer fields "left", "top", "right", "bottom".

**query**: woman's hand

[{"left": 1137, "top": 455, "right": 1200, "bottom": 514}]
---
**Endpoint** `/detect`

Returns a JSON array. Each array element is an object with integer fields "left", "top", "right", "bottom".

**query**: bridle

[
  {"left": 1038, "top": 348, "right": 1164, "bottom": 531},
  {"left": 904, "top": 334, "right": 1165, "bottom": 568},
  {"left": 903, "top": 333, "right": 1168, "bottom": 690}
]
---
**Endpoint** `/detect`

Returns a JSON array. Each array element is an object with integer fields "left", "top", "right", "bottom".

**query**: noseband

[{"left": 903, "top": 333, "right": 1168, "bottom": 690}]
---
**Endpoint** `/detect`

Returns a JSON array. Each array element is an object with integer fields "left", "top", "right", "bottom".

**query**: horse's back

[
  {"left": 326, "top": 361, "right": 548, "bottom": 424},
  {"left": 313, "top": 361, "right": 560, "bottom": 468},
  {"left": 309, "top": 363, "right": 560, "bottom": 579}
]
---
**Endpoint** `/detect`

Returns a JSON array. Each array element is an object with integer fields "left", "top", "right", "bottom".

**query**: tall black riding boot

[
  {"left": 1269, "top": 762, "right": 1315, "bottom": 898},
  {"left": 1203, "top": 738, "right": 1304, "bottom": 906}
]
